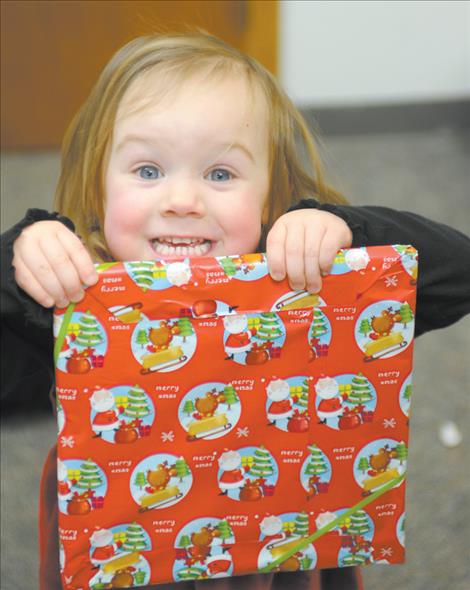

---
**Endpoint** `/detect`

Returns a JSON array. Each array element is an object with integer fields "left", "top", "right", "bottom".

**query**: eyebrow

[{"left": 116, "top": 135, "right": 256, "bottom": 163}]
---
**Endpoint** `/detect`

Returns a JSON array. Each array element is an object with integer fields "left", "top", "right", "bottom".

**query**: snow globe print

[
  {"left": 355, "top": 300, "right": 414, "bottom": 362},
  {"left": 173, "top": 517, "right": 236, "bottom": 581},
  {"left": 130, "top": 453, "right": 193, "bottom": 511},
  {"left": 257, "top": 512, "right": 317, "bottom": 573},
  {"left": 223, "top": 312, "right": 286, "bottom": 366},
  {"left": 54, "top": 310, "right": 108, "bottom": 374},
  {"left": 88, "top": 522, "right": 152, "bottom": 588}
]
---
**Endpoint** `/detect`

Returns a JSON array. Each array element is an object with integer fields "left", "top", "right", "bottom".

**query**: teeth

[
  {"left": 158, "top": 237, "right": 204, "bottom": 245},
  {"left": 151, "top": 239, "right": 211, "bottom": 257}
]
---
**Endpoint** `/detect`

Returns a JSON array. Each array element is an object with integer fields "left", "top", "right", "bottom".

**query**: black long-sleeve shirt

[{"left": 2, "top": 203, "right": 470, "bottom": 410}]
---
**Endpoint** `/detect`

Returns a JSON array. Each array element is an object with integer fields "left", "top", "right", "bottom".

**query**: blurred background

[{"left": 1, "top": 1, "right": 469, "bottom": 589}]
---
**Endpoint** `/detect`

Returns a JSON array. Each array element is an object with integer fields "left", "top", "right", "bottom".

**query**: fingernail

[
  {"left": 44, "top": 298, "right": 54, "bottom": 308},
  {"left": 57, "top": 299, "right": 68, "bottom": 308},
  {"left": 70, "top": 292, "right": 84, "bottom": 303},
  {"left": 85, "top": 273, "right": 98, "bottom": 285},
  {"left": 270, "top": 272, "right": 284, "bottom": 282}
]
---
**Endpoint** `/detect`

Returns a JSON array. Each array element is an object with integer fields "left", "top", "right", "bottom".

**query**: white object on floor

[{"left": 438, "top": 421, "right": 462, "bottom": 448}]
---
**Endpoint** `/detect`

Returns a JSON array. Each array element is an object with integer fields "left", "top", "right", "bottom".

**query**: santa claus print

[
  {"left": 218, "top": 451, "right": 245, "bottom": 496},
  {"left": 90, "top": 388, "right": 120, "bottom": 437},
  {"left": 223, "top": 315, "right": 253, "bottom": 361}
]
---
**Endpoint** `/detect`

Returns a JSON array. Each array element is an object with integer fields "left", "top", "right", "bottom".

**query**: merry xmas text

[
  {"left": 280, "top": 450, "right": 304, "bottom": 464},
  {"left": 59, "top": 528, "right": 78, "bottom": 541},
  {"left": 333, "top": 446, "right": 355, "bottom": 461},
  {"left": 155, "top": 385, "right": 179, "bottom": 399},
  {"left": 333, "top": 307, "right": 357, "bottom": 321},
  {"left": 153, "top": 519, "right": 175, "bottom": 533},
  {"left": 226, "top": 515, "right": 248, "bottom": 527},
  {"left": 101, "top": 276, "right": 126, "bottom": 293},
  {"left": 375, "top": 503, "right": 397, "bottom": 517},
  {"left": 108, "top": 460, "right": 132, "bottom": 474},
  {"left": 56, "top": 387, "right": 78, "bottom": 401},
  {"left": 378, "top": 370, "right": 400, "bottom": 385},
  {"left": 205, "top": 271, "right": 230, "bottom": 285}
]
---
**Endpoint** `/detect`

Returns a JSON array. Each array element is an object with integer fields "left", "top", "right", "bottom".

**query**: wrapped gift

[
  {"left": 138, "top": 424, "right": 152, "bottom": 437},
  {"left": 91, "top": 495, "right": 104, "bottom": 509},
  {"left": 269, "top": 346, "right": 282, "bottom": 359},
  {"left": 316, "top": 482, "right": 330, "bottom": 494},
  {"left": 54, "top": 246, "right": 417, "bottom": 588},
  {"left": 316, "top": 344, "right": 329, "bottom": 357},
  {"left": 362, "top": 410, "right": 375, "bottom": 423},
  {"left": 340, "top": 534, "right": 355, "bottom": 548},
  {"left": 90, "top": 354, "right": 104, "bottom": 368}
]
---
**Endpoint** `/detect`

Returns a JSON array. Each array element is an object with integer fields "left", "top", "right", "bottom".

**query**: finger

[
  {"left": 38, "top": 235, "right": 85, "bottom": 303},
  {"left": 13, "top": 252, "right": 56, "bottom": 308},
  {"left": 285, "top": 223, "right": 306, "bottom": 291},
  {"left": 56, "top": 229, "right": 98, "bottom": 286},
  {"left": 19, "top": 241, "right": 70, "bottom": 307},
  {"left": 318, "top": 231, "right": 342, "bottom": 276},
  {"left": 266, "top": 222, "right": 287, "bottom": 281},
  {"left": 304, "top": 227, "right": 324, "bottom": 293}
]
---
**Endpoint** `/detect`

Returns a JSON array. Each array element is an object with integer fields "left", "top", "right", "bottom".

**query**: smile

[{"left": 151, "top": 237, "right": 212, "bottom": 256}]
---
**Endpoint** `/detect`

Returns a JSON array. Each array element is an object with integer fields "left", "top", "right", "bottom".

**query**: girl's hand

[
  {"left": 12, "top": 221, "right": 98, "bottom": 308},
  {"left": 266, "top": 209, "right": 353, "bottom": 292}
]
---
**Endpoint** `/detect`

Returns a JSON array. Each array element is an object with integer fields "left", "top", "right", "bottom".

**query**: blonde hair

[{"left": 54, "top": 32, "right": 346, "bottom": 261}]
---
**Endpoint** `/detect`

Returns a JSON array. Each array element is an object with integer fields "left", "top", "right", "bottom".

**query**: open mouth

[{"left": 150, "top": 236, "right": 213, "bottom": 256}]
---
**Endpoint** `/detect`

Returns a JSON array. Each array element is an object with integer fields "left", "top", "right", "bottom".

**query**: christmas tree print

[
  {"left": 305, "top": 444, "right": 328, "bottom": 477},
  {"left": 177, "top": 317, "right": 194, "bottom": 342},
  {"left": 122, "top": 522, "right": 148, "bottom": 552},
  {"left": 310, "top": 309, "right": 328, "bottom": 338},
  {"left": 399, "top": 303, "right": 414, "bottom": 326},
  {"left": 76, "top": 459, "right": 103, "bottom": 490},
  {"left": 403, "top": 384, "right": 412, "bottom": 402},
  {"left": 134, "top": 472, "right": 147, "bottom": 490},
  {"left": 294, "top": 512, "right": 309, "bottom": 536},
  {"left": 300, "top": 555, "right": 314, "bottom": 570},
  {"left": 183, "top": 400, "right": 195, "bottom": 416},
  {"left": 223, "top": 385, "right": 239, "bottom": 410},
  {"left": 395, "top": 441, "right": 408, "bottom": 465},
  {"left": 347, "top": 373, "right": 373, "bottom": 405},
  {"left": 136, "top": 329, "right": 149, "bottom": 349},
  {"left": 175, "top": 457, "right": 191, "bottom": 482},
  {"left": 358, "top": 457, "right": 369, "bottom": 474},
  {"left": 217, "top": 520, "right": 234, "bottom": 541},
  {"left": 359, "top": 318, "right": 372, "bottom": 337},
  {"left": 250, "top": 446, "right": 274, "bottom": 477},
  {"left": 292, "top": 380, "right": 309, "bottom": 409},
  {"left": 124, "top": 385, "right": 150, "bottom": 419},
  {"left": 134, "top": 571, "right": 146, "bottom": 585},
  {"left": 255, "top": 313, "right": 283, "bottom": 344},
  {"left": 178, "top": 535, "right": 191, "bottom": 550},
  {"left": 128, "top": 262, "right": 155, "bottom": 291},
  {"left": 76, "top": 312, "right": 103, "bottom": 348},
  {"left": 348, "top": 510, "right": 370, "bottom": 535},
  {"left": 219, "top": 257, "right": 238, "bottom": 277}
]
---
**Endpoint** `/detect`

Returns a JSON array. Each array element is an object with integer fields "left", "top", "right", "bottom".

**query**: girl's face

[{"left": 103, "top": 72, "right": 270, "bottom": 261}]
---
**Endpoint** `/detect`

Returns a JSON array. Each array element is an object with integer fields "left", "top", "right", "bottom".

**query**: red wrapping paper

[{"left": 54, "top": 245, "right": 418, "bottom": 588}]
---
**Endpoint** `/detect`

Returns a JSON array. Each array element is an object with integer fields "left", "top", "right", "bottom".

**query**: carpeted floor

[{"left": 1, "top": 128, "right": 469, "bottom": 589}]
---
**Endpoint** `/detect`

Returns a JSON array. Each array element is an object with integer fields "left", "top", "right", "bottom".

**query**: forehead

[{"left": 115, "top": 66, "right": 268, "bottom": 140}]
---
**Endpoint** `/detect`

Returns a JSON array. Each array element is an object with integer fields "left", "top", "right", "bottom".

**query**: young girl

[{"left": 2, "top": 32, "right": 469, "bottom": 590}]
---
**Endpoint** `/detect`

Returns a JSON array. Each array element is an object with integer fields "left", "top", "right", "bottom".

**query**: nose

[{"left": 159, "top": 178, "right": 206, "bottom": 218}]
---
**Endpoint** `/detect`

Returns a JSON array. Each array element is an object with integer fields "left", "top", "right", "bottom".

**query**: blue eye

[
  {"left": 207, "top": 168, "right": 232, "bottom": 182},
  {"left": 138, "top": 165, "right": 162, "bottom": 180}
]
